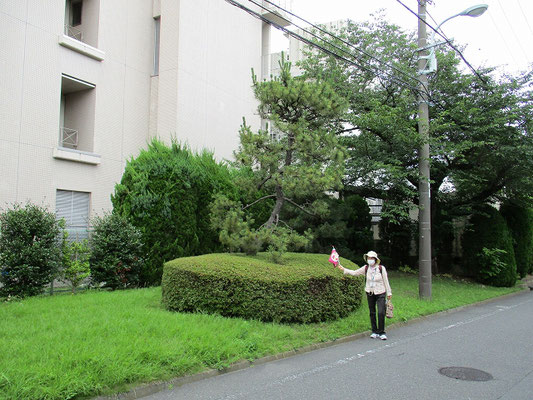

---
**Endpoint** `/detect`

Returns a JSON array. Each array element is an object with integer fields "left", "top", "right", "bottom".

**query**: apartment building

[{"left": 1, "top": 0, "right": 291, "bottom": 239}]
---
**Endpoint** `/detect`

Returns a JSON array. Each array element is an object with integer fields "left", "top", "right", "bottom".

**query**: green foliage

[
  {"left": 89, "top": 213, "right": 144, "bottom": 290},
  {"left": 477, "top": 248, "right": 509, "bottom": 282},
  {"left": 299, "top": 15, "right": 533, "bottom": 268},
  {"left": 289, "top": 194, "right": 373, "bottom": 262},
  {"left": 500, "top": 202, "right": 533, "bottom": 278},
  {"left": 229, "top": 55, "right": 347, "bottom": 235},
  {"left": 61, "top": 239, "right": 90, "bottom": 294},
  {"left": 462, "top": 205, "right": 517, "bottom": 287},
  {"left": 262, "top": 227, "right": 312, "bottom": 263},
  {"left": 377, "top": 211, "right": 415, "bottom": 269},
  {"left": 209, "top": 194, "right": 312, "bottom": 262},
  {"left": 112, "top": 139, "right": 237, "bottom": 284},
  {"left": 209, "top": 194, "right": 262, "bottom": 254},
  {"left": 161, "top": 253, "right": 364, "bottom": 323},
  {"left": 0, "top": 203, "right": 62, "bottom": 297}
]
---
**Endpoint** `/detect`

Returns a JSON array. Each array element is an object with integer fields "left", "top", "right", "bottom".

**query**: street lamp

[
  {"left": 416, "top": 2, "right": 488, "bottom": 299},
  {"left": 424, "top": 4, "right": 489, "bottom": 74}
]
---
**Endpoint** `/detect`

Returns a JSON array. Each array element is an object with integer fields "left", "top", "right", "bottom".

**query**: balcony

[
  {"left": 60, "top": 127, "right": 79, "bottom": 149},
  {"left": 260, "top": 0, "right": 292, "bottom": 27},
  {"left": 64, "top": 24, "right": 82, "bottom": 41}
]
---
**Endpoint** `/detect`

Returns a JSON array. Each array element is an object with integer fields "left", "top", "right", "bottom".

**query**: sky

[{"left": 270, "top": 0, "right": 533, "bottom": 75}]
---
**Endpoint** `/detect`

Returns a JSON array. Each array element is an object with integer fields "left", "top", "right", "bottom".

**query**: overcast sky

[{"left": 270, "top": 0, "right": 533, "bottom": 75}]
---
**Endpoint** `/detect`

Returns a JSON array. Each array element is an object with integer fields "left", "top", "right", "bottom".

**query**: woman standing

[{"left": 337, "top": 251, "right": 392, "bottom": 340}]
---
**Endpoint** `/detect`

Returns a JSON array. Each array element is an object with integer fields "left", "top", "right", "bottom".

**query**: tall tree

[
  {"left": 299, "top": 16, "right": 533, "bottom": 263},
  {"left": 234, "top": 56, "right": 347, "bottom": 228},
  {"left": 211, "top": 56, "right": 347, "bottom": 258}
]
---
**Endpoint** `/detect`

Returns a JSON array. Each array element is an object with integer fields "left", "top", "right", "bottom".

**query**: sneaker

[
  {"left": 379, "top": 334, "right": 387, "bottom": 340},
  {"left": 370, "top": 333, "right": 379, "bottom": 339}
]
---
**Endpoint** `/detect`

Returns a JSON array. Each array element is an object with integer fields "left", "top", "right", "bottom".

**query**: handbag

[{"left": 386, "top": 300, "right": 394, "bottom": 318}]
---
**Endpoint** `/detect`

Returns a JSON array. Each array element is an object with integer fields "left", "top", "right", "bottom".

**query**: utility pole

[{"left": 417, "top": 0, "right": 432, "bottom": 299}]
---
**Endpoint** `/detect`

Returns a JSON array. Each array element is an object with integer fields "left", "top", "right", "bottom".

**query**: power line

[
  {"left": 225, "top": 0, "right": 424, "bottom": 95},
  {"left": 517, "top": 0, "right": 533, "bottom": 39},
  {"left": 488, "top": 11, "right": 519, "bottom": 67},
  {"left": 497, "top": 0, "right": 531, "bottom": 64},
  {"left": 395, "top": 0, "right": 488, "bottom": 83},
  {"left": 258, "top": 0, "right": 421, "bottom": 88}
]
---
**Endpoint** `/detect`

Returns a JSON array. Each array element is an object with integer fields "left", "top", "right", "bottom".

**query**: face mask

[{"left": 368, "top": 259, "right": 376, "bottom": 267}]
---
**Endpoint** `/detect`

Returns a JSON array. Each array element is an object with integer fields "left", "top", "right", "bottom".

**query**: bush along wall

[
  {"left": 462, "top": 205, "right": 517, "bottom": 287},
  {"left": 112, "top": 139, "right": 238, "bottom": 285},
  {"left": 500, "top": 202, "right": 533, "bottom": 279},
  {"left": 0, "top": 203, "right": 63, "bottom": 297},
  {"left": 161, "top": 253, "right": 364, "bottom": 323}
]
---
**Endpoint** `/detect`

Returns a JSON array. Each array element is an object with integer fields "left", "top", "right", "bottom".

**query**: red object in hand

[{"left": 328, "top": 247, "right": 339, "bottom": 266}]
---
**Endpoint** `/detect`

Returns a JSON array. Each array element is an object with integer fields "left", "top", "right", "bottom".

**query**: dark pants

[{"left": 367, "top": 292, "right": 386, "bottom": 335}]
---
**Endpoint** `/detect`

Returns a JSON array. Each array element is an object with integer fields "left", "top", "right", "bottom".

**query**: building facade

[{"left": 1, "top": 0, "right": 289, "bottom": 239}]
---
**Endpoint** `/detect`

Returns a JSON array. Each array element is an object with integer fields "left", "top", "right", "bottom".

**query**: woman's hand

[
  {"left": 387, "top": 295, "right": 392, "bottom": 300},
  {"left": 337, "top": 264, "right": 344, "bottom": 272}
]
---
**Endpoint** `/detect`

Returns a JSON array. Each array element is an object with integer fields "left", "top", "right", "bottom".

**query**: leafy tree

[
  {"left": 112, "top": 139, "right": 237, "bottom": 284},
  {"left": 299, "top": 16, "right": 533, "bottom": 265},
  {"left": 0, "top": 204, "right": 62, "bottom": 297},
  {"left": 211, "top": 56, "right": 347, "bottom": 261},
  {"left": 286, "top": 194, "right": 373, "bottom": 263}
]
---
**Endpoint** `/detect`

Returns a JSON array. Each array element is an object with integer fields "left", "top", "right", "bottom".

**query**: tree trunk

[{"left": 265, "top": 184, "right": 284, "bottom": 229}]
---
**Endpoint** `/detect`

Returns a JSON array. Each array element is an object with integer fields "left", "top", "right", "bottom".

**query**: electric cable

[
  {"left": 395, "top": 0, "right": 488, "bottom": 84},
  {"left": 258, "top": 0, "right": 421, "bottom": 88},
  {"left": 225, "top": 0, "right": 426, "bottom": 96},
  {"left": 497, "top": 0, "right": 531, "bottom": 64}
]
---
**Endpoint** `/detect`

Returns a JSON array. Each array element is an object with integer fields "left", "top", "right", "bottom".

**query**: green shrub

[
  {"left": 61, "top": 238, "right": 90, "bottom": 294},
  {"left": 500, "top": 202, "right": 533, "bottom": 278},
  {"left": 462, "top": 205, "right": 517, "bottom": 287},
  {"left": 161, "top": 252, "right": 364, "bottom": 323},
  {"left": 0, "top": 203, "right": 62, "bottom": 297},
  {"left": 89, "top": 213, "right": 144, "bottom": 289},
  {"left": 112, "top": 139, "right": 237, "bottom": 285}
]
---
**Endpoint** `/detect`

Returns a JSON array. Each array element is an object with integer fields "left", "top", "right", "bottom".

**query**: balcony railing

[
  {"left": 64, "top": 24, "right": 82, "bottom": 41},
  {"left": 60, "top": 127, "right": 79, "bottom": 149}
]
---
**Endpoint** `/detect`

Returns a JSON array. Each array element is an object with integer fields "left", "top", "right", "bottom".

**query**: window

[
  {"left": 153, "top": 17, "right": 160, "bottom": 76},
  {"left": 71, "top": 0, "right": 82, "bottom": 26},
  {"left": 63, "top": 0, "right": 100, "bottom": 48},
  {"left": 59, "top": 74, "right": 96, "bottom": 152},
  {"left": 56, "top": 190, "right": 90, "bottom": 241}
]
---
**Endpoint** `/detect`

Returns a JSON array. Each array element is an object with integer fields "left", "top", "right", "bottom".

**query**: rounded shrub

[
  {"left": 0, "top": 203, "right": 62, "bottom": 297},
  {"left": 89, "top": 213, "right": 144, "bottom": 289},
  {"left": 162, "top": 252, "right": 364, "bottom": 323},
  {"left": 112, "top": 139, "right": 237, "bottom": 285},
  {"left": 500, "top": 202, "right": 533, "bottom": 279},
  {"left": 462, "top": 205, "right": 517, "bottom": 287}
]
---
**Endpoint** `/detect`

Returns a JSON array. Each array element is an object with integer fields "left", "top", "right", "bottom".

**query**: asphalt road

[{"left": 142, "top": 291, "right": 533, "bottom": 400}]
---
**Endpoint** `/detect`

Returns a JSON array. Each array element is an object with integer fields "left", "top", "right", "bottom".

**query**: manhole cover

[{"left": 439, "top": 367, "right": 493, "bottom": 381}]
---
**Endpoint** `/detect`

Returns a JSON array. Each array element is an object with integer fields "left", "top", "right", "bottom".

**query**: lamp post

[{"left": 417, "top": 2, "right": 488, "bottom": 300}]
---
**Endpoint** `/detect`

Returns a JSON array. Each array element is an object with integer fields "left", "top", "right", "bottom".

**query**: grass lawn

[{"left": 0, "top": 272, "right": 521, "bottom": 400}]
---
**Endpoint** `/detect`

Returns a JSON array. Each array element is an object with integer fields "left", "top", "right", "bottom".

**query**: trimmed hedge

[
  {"left": 161, "top": 252, "right": 364, "bottom": 323},
  {"left": 112, "top": 139, "right": 237, "bottom": 285}
]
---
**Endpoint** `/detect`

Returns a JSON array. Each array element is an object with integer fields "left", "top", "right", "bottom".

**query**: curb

[{"left": 94, "top": 287, "right": 530, "bottom": 400}]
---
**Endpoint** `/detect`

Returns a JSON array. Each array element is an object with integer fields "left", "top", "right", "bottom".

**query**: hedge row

[{"left": 161, "top": 252, "right": 364, "bottom": 323}]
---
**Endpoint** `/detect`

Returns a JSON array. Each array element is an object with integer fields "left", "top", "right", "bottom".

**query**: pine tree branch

[{"left": 242, "top": 194, "right": 277, "bottom": 210}]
